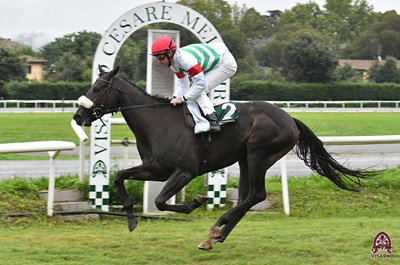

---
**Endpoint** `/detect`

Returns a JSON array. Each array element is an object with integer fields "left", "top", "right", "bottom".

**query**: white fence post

[
  {"left": 0, "top": 141, "right": 76, "bottom": 215},
  {"left": 71, "top": 120, "right": 89, "bottom": 181},
  {"left": 280, "top": 156, "right": 290, "bottom": 215}
]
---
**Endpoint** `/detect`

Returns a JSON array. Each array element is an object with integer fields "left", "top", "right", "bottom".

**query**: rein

[{"left": 99, "top": 103, "right": 172, "bottom": 115}]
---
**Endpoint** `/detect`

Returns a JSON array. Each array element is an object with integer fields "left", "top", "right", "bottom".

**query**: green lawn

[{"left": 0, "top": 215, "right": 397, "bottom": 265}]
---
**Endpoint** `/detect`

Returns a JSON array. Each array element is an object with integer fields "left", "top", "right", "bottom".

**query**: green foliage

[
  {"left": 277, "top": 0, "right": 376, "bottom": 44},
  {"left": 231, "top": 80, "right": 400, "bottom": 100},
  {"left": 1, "top": 166, "right": 399, "bottom": 219},
  {"left": 3, "top": 81, "right": 90, "bottom": 99},
  {"left": 277, "top": 2, "right": 324, "bottom": 29},
  {"left": 342, "top": 10, "right": 400, "bottom": 59},
  {"left": 108, "top": 166, "right": 144, "bottom": 206},
  {"left": 177, "top": 175, "right": 208, "bottom": 203},
  {"left": 0, "top": 177, "right": 39, "bottom": 196},
  {"left": 369, "top": 56, "right": 400, "bottom": 83},
  {"left": 0, "top": 44, "right": 26, "bottom": 85},
  {"left": 115, "top": 37, "right": 146, "bottom": 83},
  {"left": 238, "top": 8, "right": 272, "bottom": 39},
  {"left": 323, "top": 0, "right": 375, "bottom": 43},
  {"left": 334, "top": 63, "right": 362, "bottom": 82},
  {"left": 282, "top": 33, "right": 339, "bottom": 83},
  {"left": 39, "top": 31, "right": 101, "bottom": 82}
]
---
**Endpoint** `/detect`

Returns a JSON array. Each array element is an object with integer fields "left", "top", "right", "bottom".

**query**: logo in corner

[
  {"left": 92, "top": 160, "right": 107, "bottom": 179},
  {"left": 371, "top": 231, "right": 394, "bottom": 259}
]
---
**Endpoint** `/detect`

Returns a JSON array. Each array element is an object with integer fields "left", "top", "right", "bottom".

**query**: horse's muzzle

[{"left": 73, "top": 107, "right": 94, "bottom": 127}]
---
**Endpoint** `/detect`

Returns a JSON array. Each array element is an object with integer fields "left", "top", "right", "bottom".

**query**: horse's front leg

[
  {"left": 154, "top": 169, "right": 207, "bottom": 214},
  {"left": 114, "top": 165, "right": 167, "bottom": 232}
]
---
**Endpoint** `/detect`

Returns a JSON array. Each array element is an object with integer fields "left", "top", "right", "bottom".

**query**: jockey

[{"left": 150, "top": 36, "right": 237, "bottom": 132}]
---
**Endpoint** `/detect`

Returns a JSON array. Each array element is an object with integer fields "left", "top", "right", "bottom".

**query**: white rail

[
  {"left": 1, "top": 100, "right": 400, "bottom": 110},
  {"left": 0, "top": 141, "right": 76, "bottom": 216},
  {"left": 0, "top": 100, "right": 79, "bottom": 109}
]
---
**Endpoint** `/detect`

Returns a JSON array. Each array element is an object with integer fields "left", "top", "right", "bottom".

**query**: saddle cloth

[{"left": 184, "top": 101, "right": 239, "bottom": 134}]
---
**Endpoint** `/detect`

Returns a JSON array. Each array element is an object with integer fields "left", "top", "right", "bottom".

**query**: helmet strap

[{"left": 166, "top": 50, "right": 175, "bottom": 67}]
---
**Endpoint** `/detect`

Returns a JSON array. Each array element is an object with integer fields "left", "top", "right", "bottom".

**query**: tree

[
  {"left": 334, "top": 63, "right": 362, "bottom": 82},
  {"left": 39, "top": 31, "right": 101, "bottom": 82},
  {"left": 115, "top": 37, "right": 146, "bottom": 82},
  {"left": 276, "top": 0, "right": 376, "bottom": 44},
  {"left": 265, "top": 25, "right": 336, "bottom": 68},
  {"left": 277, "top": 2, "right": 325, "bottom": 30},
  {"left": 238, "top": 8, "right": 272, "bottom": 39},
  {"left": 323, "top": 0, "right": 375, "bottom": 43},
  {"left": 281, "top": 33, "right": 339, "bottom": 83},
  {"left": 369, "top": 56, "right": 400, "bottom": 83},
  {"left": 0, "top": 45, "right": 26, "bottom": 83},
  {"left": 0, "top": 45, "right": 27, "bottom": 98},
  {"left": 342, "top": 11, "right": 400, "bottom": 59}
]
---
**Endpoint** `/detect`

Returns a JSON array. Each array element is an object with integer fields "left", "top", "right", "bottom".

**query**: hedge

[
  {"left": 2, "top": 81, "right": 91, "bottom": 100},
  {"left": 2, "top": 80, "right": 400, "bottom": 101},
  {"left": 231, "top": 81, "right": 400, "bottom": 101}
]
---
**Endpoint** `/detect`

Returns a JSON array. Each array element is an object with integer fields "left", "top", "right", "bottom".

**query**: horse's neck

[
  {"left": 117, "top": 78, "right": 155, "bottom": 106},
  {"left": 117, "top": 78, "right": 158, "bottom": 142}
]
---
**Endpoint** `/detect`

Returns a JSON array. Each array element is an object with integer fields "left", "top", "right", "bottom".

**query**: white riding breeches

[{"left": 194, "top": 51, "right": 237, "bottom": 115}]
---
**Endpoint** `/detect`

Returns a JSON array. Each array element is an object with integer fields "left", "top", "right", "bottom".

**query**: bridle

[
  {"left": 91, "top": 77, "right": 117, "bottom": 119},
  {"left": 88, "top": 76, "right": 171, "bottom": 123}
]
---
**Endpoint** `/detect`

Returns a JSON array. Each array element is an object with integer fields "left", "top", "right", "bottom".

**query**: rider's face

[{"left": 155, "top": 52, "right": 173, "bottom": 67}]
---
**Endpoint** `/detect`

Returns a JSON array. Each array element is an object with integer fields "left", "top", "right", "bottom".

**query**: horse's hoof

[
  {"left": 128, "top": 217, "right": 139, "bottom": 232},
  {"left": 194, "top": 195, "right": 208, "bottom": 205},
  {"left": 198, "top": 239, "right": 213, "bottom": 250}
]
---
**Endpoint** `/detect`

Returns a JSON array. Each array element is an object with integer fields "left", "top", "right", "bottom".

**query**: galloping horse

[{"left": 73, "top": 67, "right": 374, "bottom": 250}]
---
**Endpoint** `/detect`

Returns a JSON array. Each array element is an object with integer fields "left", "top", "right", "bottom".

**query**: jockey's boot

[{"left": 206, "top": 112, "right": 221, "bottom": 132}]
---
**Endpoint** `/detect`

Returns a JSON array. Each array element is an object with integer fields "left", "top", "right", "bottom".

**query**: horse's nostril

[{"left": 73, "top": 114, "right": 82, "bottom": 124}]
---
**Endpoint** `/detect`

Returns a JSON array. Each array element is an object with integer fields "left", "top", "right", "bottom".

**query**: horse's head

[{"left": 73, "top": 66, "right": 120, "bottom": 126}]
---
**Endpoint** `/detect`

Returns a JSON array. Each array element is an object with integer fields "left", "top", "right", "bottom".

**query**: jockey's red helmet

[{"left": 150, "top": 36, "right": 177, "bottom": 55}]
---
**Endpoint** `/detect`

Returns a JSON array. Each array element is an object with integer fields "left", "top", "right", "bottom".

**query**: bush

[
  {"left": 231, "top": 80, "right": 400, "bottom": 101},
  {"left": 3, "top": 81, "right": 91, "bottom": 100}
]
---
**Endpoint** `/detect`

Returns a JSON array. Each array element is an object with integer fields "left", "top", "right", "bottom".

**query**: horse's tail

[{"left": 293, "top": 118, "right": 376, "bottom": 191}]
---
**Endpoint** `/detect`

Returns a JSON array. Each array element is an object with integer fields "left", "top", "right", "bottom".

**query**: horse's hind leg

[{"left": 198, "top": 159, "right": 264, "bottom": 250}]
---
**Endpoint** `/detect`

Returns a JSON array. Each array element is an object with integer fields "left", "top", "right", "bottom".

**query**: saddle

[{"left": 183, "top": 101, "right": 239, "bottom": 133}]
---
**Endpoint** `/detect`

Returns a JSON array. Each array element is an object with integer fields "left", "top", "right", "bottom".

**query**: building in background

[{"left": 25, "top": 56, "right": 47, "bottom": 81}]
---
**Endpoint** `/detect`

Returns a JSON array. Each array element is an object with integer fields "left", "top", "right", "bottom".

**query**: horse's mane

[{"left": 119, "top": 76, "right": 171, "bottom": 104}]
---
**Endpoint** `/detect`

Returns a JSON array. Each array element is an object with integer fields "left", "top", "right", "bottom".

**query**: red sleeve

[
  {"left": 187, "top": 64, "right": 203, "bottom": 77},
  {"left": 174, "top": 72, "right": 186, "bottom": 79}
]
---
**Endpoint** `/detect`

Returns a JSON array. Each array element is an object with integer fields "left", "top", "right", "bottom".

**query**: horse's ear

[
  {"left": 109, "top": 66, "right": 119, "bottom": 77},
  {"left": 98, "top": 65, "right": 105, "bottom": 75}
]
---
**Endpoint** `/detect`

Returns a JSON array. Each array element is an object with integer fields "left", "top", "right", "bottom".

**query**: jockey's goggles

[{"left": 154, "top": 53, "right": 166, "bottom": 61}]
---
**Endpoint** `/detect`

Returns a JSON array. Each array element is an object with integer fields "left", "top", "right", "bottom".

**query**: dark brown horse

[{"left": 73, "top": 67, "right": 374, "bottom": 250}]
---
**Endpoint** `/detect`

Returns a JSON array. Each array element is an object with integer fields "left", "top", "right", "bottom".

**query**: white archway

[{"left": 92, "top": 2, "right": 223, "bottom": 79}]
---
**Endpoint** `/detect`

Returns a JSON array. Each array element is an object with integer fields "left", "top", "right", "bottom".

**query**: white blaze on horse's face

[{"left": 78, "top": 95, "right": 94, "bottom": 109}]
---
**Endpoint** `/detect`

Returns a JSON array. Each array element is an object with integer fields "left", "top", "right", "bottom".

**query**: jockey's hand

[{"left": 170, "top": 97, "right": 184, "bottom": 106}]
